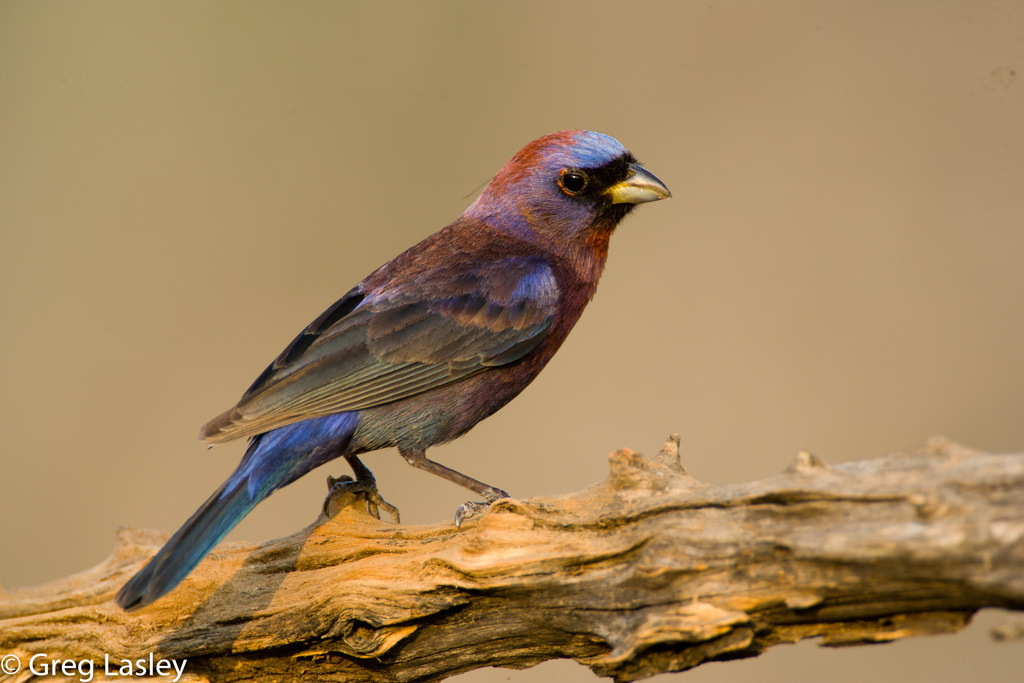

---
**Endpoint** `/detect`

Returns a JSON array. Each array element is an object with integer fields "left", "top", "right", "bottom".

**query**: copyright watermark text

[{"left": 1, "top": 652, "right": 187, "bottom": 682}]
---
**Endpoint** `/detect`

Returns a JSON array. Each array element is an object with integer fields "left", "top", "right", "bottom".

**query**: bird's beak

[{"left": 607, "top": 163, "right": 672, "bottom": 204}]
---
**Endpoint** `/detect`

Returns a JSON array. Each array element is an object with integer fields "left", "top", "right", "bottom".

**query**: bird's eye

[{"left": 558, "top": 169, "right": 589, "bottom": 196}]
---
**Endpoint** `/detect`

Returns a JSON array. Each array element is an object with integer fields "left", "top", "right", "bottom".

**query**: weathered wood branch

[{"left": 2, "top": 436, "right": 1023, "bottom": 682}]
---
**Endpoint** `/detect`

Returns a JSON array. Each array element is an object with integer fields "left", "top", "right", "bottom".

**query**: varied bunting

[{"left": 116, "top": 130, "right": 670, "bottom": 610}]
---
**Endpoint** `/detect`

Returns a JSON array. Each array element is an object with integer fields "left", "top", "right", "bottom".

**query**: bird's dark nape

[{"left": 117, "top": 129, "right": 670, "bottom": 610}]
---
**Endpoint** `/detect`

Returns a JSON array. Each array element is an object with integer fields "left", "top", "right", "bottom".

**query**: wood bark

[{"left": 2, "top": 436, "right": 1023, "bottom": 682}]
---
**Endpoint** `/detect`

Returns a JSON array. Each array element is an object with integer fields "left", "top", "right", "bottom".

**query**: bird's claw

[
  {"left": 454, "top": 488, "right": 510, "bottom": 528},
  {"left": 454, "top": 501, "right": 488, "bottom": 528},
  {"left": 324, "top": 474, "right": 401, "bottom": 523}
]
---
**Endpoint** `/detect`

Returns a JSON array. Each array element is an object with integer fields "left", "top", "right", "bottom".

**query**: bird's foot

[
  {"left": 324, "top": 474, "right": 401, "bottom": 523},
  {"left": 454, "top": 488, "right": 510, "bottom": 528}
]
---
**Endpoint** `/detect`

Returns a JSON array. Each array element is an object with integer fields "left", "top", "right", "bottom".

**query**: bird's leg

[
  {"left": 323, "top": 454, "right": 400, "bottom": 523},
  {"left": 398, "top": 448, "right": 510, "bottom": 527}
]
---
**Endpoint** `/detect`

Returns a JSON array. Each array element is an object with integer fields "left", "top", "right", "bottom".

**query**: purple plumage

[{"left": 116, "top": 130, "right": 670, "bottom": 610}]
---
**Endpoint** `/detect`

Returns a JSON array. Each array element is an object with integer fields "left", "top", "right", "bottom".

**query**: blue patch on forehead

[{"left": 558, "top": 130, "right": 628, "bottom": 169}]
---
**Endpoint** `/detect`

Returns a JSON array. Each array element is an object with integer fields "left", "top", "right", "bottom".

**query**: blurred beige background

[{"left": 2, "top": 1, "right": 1022, "bottom": 681}]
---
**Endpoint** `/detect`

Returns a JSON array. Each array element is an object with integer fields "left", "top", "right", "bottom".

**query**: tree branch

[{"left": 2, "top": 436, "right": 1023, "bottom": 682}]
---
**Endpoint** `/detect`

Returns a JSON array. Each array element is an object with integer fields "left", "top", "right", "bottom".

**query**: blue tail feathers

[
  {"left": 116, "top": 412, "right": 359, "bottom": 610},
  {"left": 115, "top": 475, "right": 261, "bottom": 610}
]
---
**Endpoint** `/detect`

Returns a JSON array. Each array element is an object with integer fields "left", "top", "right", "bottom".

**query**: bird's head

[{"left": 465, "top": 130, "right": 670, "bottom": 263}]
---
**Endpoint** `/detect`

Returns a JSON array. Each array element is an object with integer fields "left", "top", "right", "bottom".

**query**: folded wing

[{"left": 201, "top": 256, "right": 558, "bottom": 443}]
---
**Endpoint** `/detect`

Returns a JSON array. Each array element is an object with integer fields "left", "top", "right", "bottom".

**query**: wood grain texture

[{"left": 2, "top": 436, "right": 1023, "bottom": 682}]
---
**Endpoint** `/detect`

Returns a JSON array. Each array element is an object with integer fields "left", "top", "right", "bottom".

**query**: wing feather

[{"left": 201, "top": 256, "right": 558, "bottom": 443}]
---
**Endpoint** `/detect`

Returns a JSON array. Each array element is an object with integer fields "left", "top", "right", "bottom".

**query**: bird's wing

[{"left": 201, "top": 255, "right": 558, "bottom": 443}]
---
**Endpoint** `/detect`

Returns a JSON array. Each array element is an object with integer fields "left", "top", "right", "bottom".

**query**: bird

[{"left": 115, "top": 129, "right": 670, "bottom": 611}]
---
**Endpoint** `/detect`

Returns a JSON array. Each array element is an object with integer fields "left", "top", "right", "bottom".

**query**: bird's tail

[
  {"left": 115, "top": 470, "right": 264, "bottom": 611},
  {"left": 116, "top": 412, "right": 360, "bottom": 611}
]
